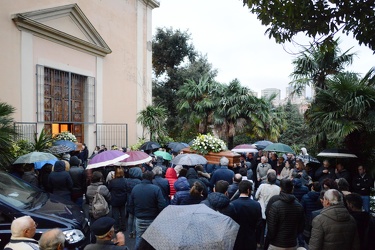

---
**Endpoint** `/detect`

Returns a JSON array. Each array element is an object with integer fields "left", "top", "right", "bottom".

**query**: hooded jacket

[
  {"left": 186, "top": 168, "right": 208, "bottom": 198},
  {"left": 69, "top": 156, "right": 86, "bottom": 194},
  {"left": 48, "top": 160, "right": 73, "bottom": 200},
  {"left": 292, "top": 178, "right": 309, "bottom": 202},
  {"left": 126, "top": 167, "right": 142, "bottom": 212},
  {"left": 309, "top": 205, "right": 360, "bottom": 250},
  {"left": 201, "top": 192, "right": 236, "bottom": 218},
  {"left": 267, "top": 191, "right": 305, "bottom": 248},
  {"left": 171, "top": 177, "right": 190, "bottom": 205}
]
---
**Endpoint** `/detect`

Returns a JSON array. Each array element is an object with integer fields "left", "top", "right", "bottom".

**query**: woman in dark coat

[
  {"left": 108, "top": 167, "right": 128, "bottom": 232},
  {"left": 180, "top": 181, "right": 205, "bottom": 205},
  {"left": 48, "top": 160, "right": 73, "bottom": 201},
  {"left": 125, "top": 166, "right": 142, "bottom": 238}
]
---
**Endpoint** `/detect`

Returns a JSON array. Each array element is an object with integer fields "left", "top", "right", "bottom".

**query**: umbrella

[
  {"left": 34, "top": 159, "right": 58, "bottom": 170},
  {"left": 53, "top": 140, "right": 77, "bottom": 151},
  {"left": 296, "top": 155, "right": 320, "bottom": 164},
  {"left": 170, "top": 153, "right": 207, "bottom": 166},
  {"left": 14, "top": 152, "right": 58, "bottom": 165},
  {"left": 47, "top": 145, "right": 73, "bottom": 155},
  {"left": 263, "top": 143, "right": 295, "bottom": 154},
  {"left": 87, "top": 150, "right": 129, "bottom": 169},
  {"left": 154, "top": 151, "right": 173, "bottom": 161},
  {"left": 231, "top": 144, "right": 258, "bottom": 153},
  {"left": 142, "top": 204, "right": 239, "bottom": 250},
  {"left": 252, "top": 140, "right": 273, "bottom": 150},
  {"left": 168, "top": 142, "right": 189, "bottom": 153},
  {"left": 117, "top": 151, "right": 152, "bottom": 166},
  {"left": 140, "top": 141, "right": 161, "bottom": 151},
  {"left": 317, "top": 149, "right": 357, "bottom": 158}
]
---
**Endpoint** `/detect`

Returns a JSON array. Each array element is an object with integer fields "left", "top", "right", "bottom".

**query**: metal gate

[
  {"left": 14, "top": 122, "right": 37, "bottom": 142},
  {"left": 96, "top": 123, "right": 128, "bottom": 149}
]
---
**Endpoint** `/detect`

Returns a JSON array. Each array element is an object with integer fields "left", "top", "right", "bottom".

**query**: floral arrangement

[
  {"left": 190, "top": 133, "right": 227, "bottom": 155},
  {"left": 54, "top": 131, "right": 77, "bottom": 142}
]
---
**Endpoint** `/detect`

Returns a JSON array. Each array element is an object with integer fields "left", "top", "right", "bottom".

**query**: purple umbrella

[{"left": 87, "top": 150, "right": 129, "bottom": 169}]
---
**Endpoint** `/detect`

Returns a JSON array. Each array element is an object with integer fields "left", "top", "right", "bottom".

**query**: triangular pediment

[{"left": 13, "top": 4, "right": 111, "bottom": 56}]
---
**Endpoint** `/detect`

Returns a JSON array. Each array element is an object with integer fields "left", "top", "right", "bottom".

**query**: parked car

[{"left": 0, "top": 171, "right": 90, "bottom": 249}]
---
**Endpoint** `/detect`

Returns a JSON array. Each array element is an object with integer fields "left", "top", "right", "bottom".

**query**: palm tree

[
  {"left": 305, "top": 68, "right": 375, "bottom": 157},
  {"left": 0, "top": 102, "right": 17, "bottom": 167},
  {"left": 290, "top": 38, "right": 355, "bottom": 95},
  {"left": 213, "top": 79, "right": 260, "bottom": 149},
  {"left": 177, "top": 75, "right": 219, "bottom": 134},
  {"left": 137, "top": 105, "right": 168, "bottom": 141}
]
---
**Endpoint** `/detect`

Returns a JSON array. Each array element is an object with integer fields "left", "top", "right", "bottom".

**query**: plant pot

[{"left": 182, "top": 147, "right": 241, "bottom": 168}]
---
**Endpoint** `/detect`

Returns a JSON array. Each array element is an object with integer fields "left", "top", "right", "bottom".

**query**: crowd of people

[{"left": 4, "top": 145, "right": 375, "bottom": 250}]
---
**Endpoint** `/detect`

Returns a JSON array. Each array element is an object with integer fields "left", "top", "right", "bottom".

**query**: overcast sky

[{"left": 152, "top": 0, "right": 375, "bottom": 99}]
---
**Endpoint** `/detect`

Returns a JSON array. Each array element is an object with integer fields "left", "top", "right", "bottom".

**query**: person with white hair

[
  {"left": 309, "top": 189, "right": 360, "bottom": 250},
  {"left": 256, "top": 156, "right": 272, "bottom": 184},
  {"left": 4, "top": 215, "right": 39, "bottom": 250},
  {"left": 39, "top": 228, "right": 65, "bottom": 250},
  {"left": 210, "top": 157, "right": 235, "bottom": 188}
]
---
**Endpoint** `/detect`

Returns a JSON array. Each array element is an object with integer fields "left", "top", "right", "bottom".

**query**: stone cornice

[
  {"left": 142, "top": 0, "right": 160, "bottom": 9},
  {"left": 12, "top": 4, "right": 112, "bottom": 57}
]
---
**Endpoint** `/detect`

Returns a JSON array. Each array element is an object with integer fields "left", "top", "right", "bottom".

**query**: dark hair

[
  {"left": 267, "top": 172, "right": 277, "bottom": 184},
  {"left": 195, "top": 164, "right": 204, "bottom": 172},
  {"left": 238, "top": 180, "right": 252, "bottom": 194},
  {"left": 345, "top": 193, "right": 363, "bottom": 210},
  {"left": 179, "top": 168, "right": 188, "bottom": 177},
  {"left": 239, "top": 167, "right": 247, "bottom": 177},
  {"left": 280, "top": 179, "right": 294, "bottom": 193},
  {"left": 337, "top": 178, "right": 350, "bottom": 191},
  {"left": 312, "top": 181, "right": 321, "bottom": 192},
  {"left": 322, "top": 178, "right": 338, "bottom": 190},
  {"left": 190, "top": 181, "right": 204, "bottom": 196},
  {"left": 92, "top": 171, "right": 103, "bottom": 183},
  {"left": 142, "top": 171, "right": 154, "bottom": 181},
  {"left": 215, "top": 180, "right": 229, "bottom": 194}
]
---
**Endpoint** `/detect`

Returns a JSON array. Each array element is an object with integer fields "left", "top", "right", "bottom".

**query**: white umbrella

[
  {"left": 170, "top": 154, "right": 207, "bottom": 166},
  {"left": 142, "top": 204, "right": 239, "bottom": 250}
]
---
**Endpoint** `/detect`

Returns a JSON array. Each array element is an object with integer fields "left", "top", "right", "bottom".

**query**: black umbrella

[{"left": 140, "top": 141, "right": 161, "bottom": 151}]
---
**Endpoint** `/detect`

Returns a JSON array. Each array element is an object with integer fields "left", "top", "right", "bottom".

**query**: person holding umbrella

[{"left": 315, "top": 159, "right": 335, "bottom": 185}]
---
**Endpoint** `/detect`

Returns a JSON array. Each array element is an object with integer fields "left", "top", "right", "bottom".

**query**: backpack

[{"left": 92, "top": 185, "right": 109, "bottom": 219}]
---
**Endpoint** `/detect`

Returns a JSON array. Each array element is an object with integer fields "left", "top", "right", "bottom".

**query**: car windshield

[{"left": 0, "top": 172, "right": 46, "bottom": 209}]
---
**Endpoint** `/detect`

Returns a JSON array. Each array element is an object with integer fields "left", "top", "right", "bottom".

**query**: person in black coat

[
  {"left": 69, "top": 156, "right": 86, "bottom": 205},
  {"left": 129, "top": 171, "right": 167, "bottom": 249},
  {"left": 231, "top": 180, "right": 262, "bottom": 250},
  {"left": 266, "top": 179, "right": 305, "bottom": 249},
  {"left": 186, "top": 168, "right": 208, "bottom": 198},
  {"left": 152, "top": 166, "right": 170, "bottom": 204},
  {"left": 49, "top": 160, "right": 73, "bottom": 201},
  {"left": 108, "top": 167, "right": 128, "bottom": 233},
  {"left": 125, "top": 167, "right": 142, "bottom": 238},
  {"left": 180, "top": 181, "right": 205, "bottom": 205},
  {"left": 315, "top": 159, "right": 335, "bottom": 185}
]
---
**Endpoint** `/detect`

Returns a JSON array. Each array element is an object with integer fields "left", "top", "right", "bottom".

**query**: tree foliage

[
  {"left": 290, "top": 38, "right": 354, "bottom": 94},
  {"left": 242, "top": 0, "right": 375, "bottom": 51},
  {"left": 136, "top": 105, "right": 168, "bottom": 141},
  {"left": 152, "top": 27, "right": 197, "bottom": 77},
  {"left": 305, "top": 68, "right": 375, "bottom": 161},
  {"left": 279, "top": 101, "right": 312, "bottom": 150},
  {"left": 0, "top": 102, "right": 17, "bottom": 167}
]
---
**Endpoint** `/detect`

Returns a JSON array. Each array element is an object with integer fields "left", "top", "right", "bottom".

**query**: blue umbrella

[{"left": 53, "top": 140, "right": 77, "bottom": 151}]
